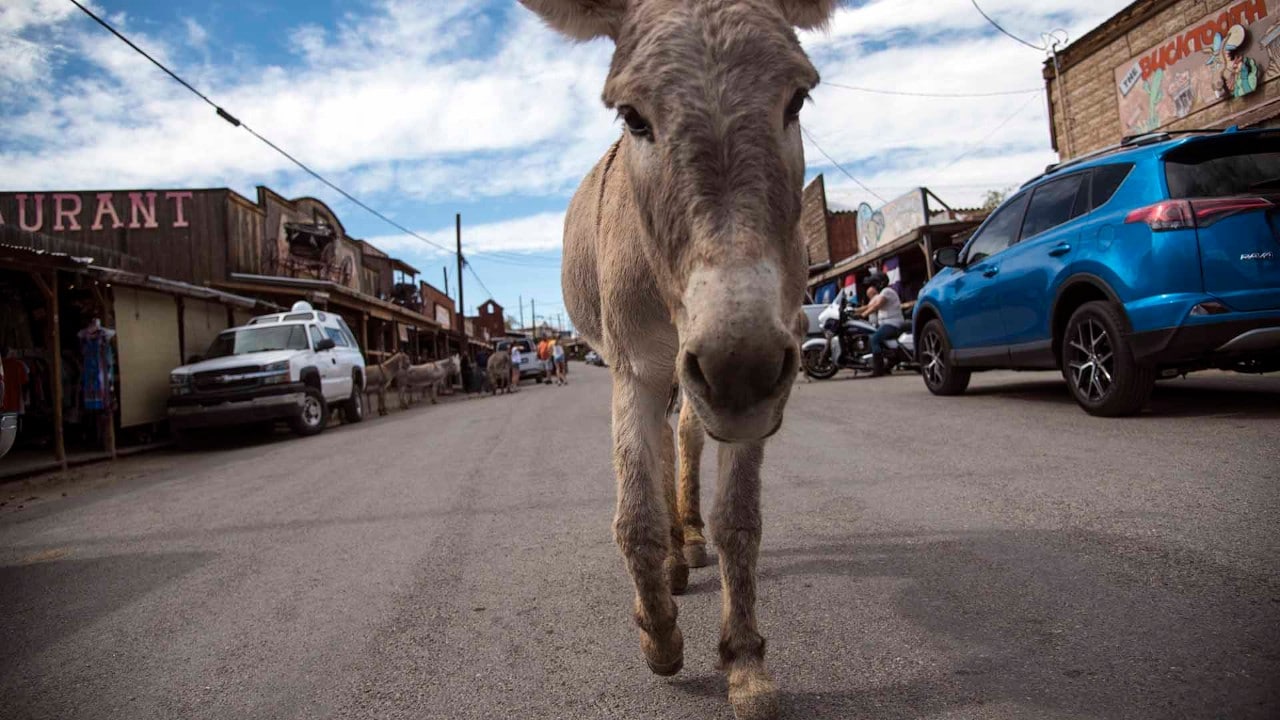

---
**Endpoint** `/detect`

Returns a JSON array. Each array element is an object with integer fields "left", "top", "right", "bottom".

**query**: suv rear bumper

[
  {"left": 1131, "top": 313, "right": 1280, "bottom": 365},
  {"left": 168, "top": 383, "right": 307, "bottom": 430}
]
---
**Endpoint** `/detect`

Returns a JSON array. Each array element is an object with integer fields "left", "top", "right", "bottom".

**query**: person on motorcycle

[{"left": 854, "top": 272, "right": 905, "bottom": 376}]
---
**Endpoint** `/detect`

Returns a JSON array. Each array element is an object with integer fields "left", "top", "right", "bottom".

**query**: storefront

[
  {"left": 1044, "top": 0, "right": 1280, "bottom": 160},
  {"left": 1, "top": 227, "right": 272, "bottom": 475},
  {"left": 803, "top": 182, "right": 985, "bottom": 309}
]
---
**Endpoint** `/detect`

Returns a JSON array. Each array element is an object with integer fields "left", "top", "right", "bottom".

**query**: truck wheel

[
  {"left": 1062, "top": 301, "right": 1154, "bottom": 417},
  {"left": 341, "top": 382, "right": 364, "bottom": 424},
  {"left": 919, "top": 319, "right": 970, "bottom": 396},
  {"left": 290, "top": 386, "right": 328, "bottom": 436}
]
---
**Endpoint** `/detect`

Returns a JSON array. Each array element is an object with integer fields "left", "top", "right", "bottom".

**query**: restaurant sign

[
  {"left": 855, "top": 188, "right": 928, "bottom": 255},
  {"left": 0, "top": 191, "right": 195, "bottom": 233},
  {"left": 1115, "top": 0, "right": 1277, "bottom": 136}
]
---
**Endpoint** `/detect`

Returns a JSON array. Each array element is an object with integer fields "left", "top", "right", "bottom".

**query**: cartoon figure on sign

[
  {"left": 1207, "top": 25, "right": 1259, "bottom": 99},
  {"left": 1168, "top": 71, "right": 1194, "bottom": 118},
  {"left": 1139, "top": 68, "right": 1165, "bottom": 133},
  {"left": 1260, "top": 21, "right": 1280, "bottom": 80},
  {"left": 856, "top": 202, "right": 885, "bottom": 254}
]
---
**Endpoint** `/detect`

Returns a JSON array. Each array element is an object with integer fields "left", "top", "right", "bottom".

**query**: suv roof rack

[{"left": 1029, "top": 128, "right": 1229, "bottom": 187}]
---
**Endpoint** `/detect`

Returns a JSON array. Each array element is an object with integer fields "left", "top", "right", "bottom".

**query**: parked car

[
  {"left": 168, "top": 301, "right": 366, "bottom": 438},
  {"left": 585, "top": 350, "right": 606, "bottom": 367},
  {"left": 914, "top": 127, "right": 1280, "bottom": 416},
  {"left": 498, "top": 338, "right": 548, "bottom": 382}
]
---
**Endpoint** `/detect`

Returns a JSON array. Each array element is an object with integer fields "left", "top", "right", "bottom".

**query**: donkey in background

[
  {"left": 522, "top": 1, "right": 837, "bottom": 717},
  {"left": 364, "top": 352, "right": 411, "bottom": 416}
]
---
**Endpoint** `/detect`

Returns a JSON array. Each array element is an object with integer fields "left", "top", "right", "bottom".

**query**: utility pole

[
  {"left": 519, "top": 295, "right": 524, "bottom": 333},
  {"left": 456, "top": 213, "right": 465, "bottom": 341},
  {"left": 443, "top": 267, "right": 449, "bottom": 299},
  {"left": 531, "top": 298, "right": 536, "bottom": 337}
]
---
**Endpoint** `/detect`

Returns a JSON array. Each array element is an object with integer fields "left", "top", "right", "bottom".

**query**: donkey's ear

[
  {"left": 773, "top": 0, "right": 842, "bottom": 30},
  {"left": 519, "top": 0, "right": 628, "bottom": 41}
]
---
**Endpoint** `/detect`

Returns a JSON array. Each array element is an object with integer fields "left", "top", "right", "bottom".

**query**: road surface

[{"left": 2, "top": 367, "right": 1278, "bottom": 719}]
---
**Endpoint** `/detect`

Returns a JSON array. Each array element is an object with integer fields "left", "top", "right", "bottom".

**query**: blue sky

[{"left": 0, "top": 0, "right": 1130, "bottom": 327}]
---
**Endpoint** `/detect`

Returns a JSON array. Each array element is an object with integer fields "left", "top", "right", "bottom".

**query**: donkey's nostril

[
  {"left": 683, "top": 352, "right": 709, "bottom": 394},
  {"left": 776, "top": 346, "right": 798, "bottom": 389}
]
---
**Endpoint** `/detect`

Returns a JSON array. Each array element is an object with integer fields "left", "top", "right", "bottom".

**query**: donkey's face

[{"left": 524, "top": 0, "right": 835, "bottom": 441}]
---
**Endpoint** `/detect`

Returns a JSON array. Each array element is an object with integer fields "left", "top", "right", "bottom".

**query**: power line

[
  {"left": 822, "top": 81, "right": 1042, "bottom": 98},
  {"left": 969, "top": 0, "right": 1045, "bottom": 52},
  {"left": 67, "top": 0, "right": 456, "bottom": 257},
  {"left": 800, "top": 125, "right": 888, "bottom": 205},
  {"left": 941, "top": 91, "right": 1044, "bottom": 172}
]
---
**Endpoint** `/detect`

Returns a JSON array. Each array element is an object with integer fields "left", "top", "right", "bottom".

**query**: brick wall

[
  {"left": 1046, "top": 0, "right": 1279, "bottom": 158},
  {"left": 801, "top": 175, "right": 829, "bottom": 265}
]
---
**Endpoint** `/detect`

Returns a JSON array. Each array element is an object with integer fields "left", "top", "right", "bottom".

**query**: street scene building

[
  {"left": 0, "top": 187, "right": 497, "bottom": 471},
  {"left": 1045, "top": 0, "right": 1280, "bottom": 158}
]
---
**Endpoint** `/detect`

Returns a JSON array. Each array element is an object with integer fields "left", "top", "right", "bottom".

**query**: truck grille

[{"left": 193, "top": 366, "right": 263, "bottom": 393}]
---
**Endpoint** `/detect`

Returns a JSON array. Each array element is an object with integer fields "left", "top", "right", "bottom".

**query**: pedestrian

[
  {"left": 553, "top": 340, "right": 568, "bottom": 385},
  {"left": 509, "top": 343, "right": 522, "bottom": 391}
]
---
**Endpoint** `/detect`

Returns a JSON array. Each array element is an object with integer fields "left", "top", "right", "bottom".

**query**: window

[
  {"left": 1164, "top": 135, "right": 1280, "bottom": 198},
  {"left": 205, "top": 325, "right": 308, "bottom": 358},
  {"left": 309, "top": 325, "right": 325, "bottom": 348},
  {"left": 1021, "top": 173, "right": 1088, "bottom": 239},
  {"left": 965, "top": 192, "right": 1030, "bottom": 263},
  {"left": 1089, "top": 163, "right": 1133, "bottom": 209},
  {"left": 324, "top": 327, "right": 349, "bottom": 346}
]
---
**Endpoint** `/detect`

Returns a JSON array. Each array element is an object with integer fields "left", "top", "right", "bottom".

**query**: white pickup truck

[{"left": 167, "top": 302, "right": 366, "bottom": 439}]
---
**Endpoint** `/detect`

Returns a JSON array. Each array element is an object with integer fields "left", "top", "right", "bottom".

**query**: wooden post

[
  {"left": 922, "top": 233, "right": 935, "bottom": 279},
  {"left": 32, "top": 270, "right": 67, "bottom": 469},
  {"left": 360, "top": 312, "right": 369, "bottom": 355},
  {"left": 176, "top": 296, "right": 186, "bottom": 363}
]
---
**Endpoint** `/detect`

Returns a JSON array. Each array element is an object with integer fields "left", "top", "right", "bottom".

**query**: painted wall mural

[
  {"left": 855, "top": 188, "right": 928, "bottom": 255},
  {"left": 1115, "top": 0, "right": 1273, "bottom": 136}
]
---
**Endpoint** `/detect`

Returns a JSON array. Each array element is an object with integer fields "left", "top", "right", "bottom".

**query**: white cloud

[
  {"left": 365, "top": 211, "right": 566, "bottom": 258},
  {"left": 0, "top": 0, "right": 1135, "bottom": 248}
]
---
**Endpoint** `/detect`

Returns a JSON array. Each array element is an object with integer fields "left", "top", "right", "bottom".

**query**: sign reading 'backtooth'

[{"left": 0, "top": 191, "right": 195, "bottom": 232}]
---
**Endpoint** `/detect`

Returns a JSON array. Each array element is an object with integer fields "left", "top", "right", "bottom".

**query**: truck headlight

[
  {"left": 262, "top": 361, "right": 291, "bottom": 385},
  {"left": 170, "top": 373, "right": 191, "bottom": 396}
]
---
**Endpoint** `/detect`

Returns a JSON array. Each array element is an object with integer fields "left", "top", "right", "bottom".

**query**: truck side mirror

[
  {"left": 933, "top": 246, "right": 962, "bottom": 268},
  {"left": 315, "top": 337, "right": 336, "bottom": 352}
]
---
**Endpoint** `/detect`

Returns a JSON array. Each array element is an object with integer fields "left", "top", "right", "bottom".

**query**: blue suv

[{"left": 913, "top": 128, "right": 1279, "bottom": 416}]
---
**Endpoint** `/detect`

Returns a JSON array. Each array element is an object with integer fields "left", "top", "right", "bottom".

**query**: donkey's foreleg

[
  {"left": 713, "top": 441, "right": 777, "bottom": 720},
  {"left": 612, "top": 371, "right": 683, "bottom": 676},
  {"left": 660, "top": 418, "right": 688, "bottom": 595},
  {"left": 677, "top": 401, "right": 709, "bottom": 568}
]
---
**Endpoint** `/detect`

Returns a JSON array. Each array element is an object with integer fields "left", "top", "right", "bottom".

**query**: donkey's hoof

[
  {"left": 641, "top": 625, "right": 683, "bottom": 676},
  {"left": 729, "top": 664, "right": 779, "bottom": 720},
  {"left": 683, "top": 541, "right": 710, "bottom": 569},
  {"left": 666, "top": 556, "right": 689, "bottom": 595}
]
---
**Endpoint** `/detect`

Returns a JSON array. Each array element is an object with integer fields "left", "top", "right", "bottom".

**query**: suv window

[
  {"left": 1164, "top": 134, "right": 1280, "bottom": 198},
  {"left": 966, "top": 192, "right": 1030, "bottom": 263},
  {"left": 309, "top": 325, "right": 325, "bottom": 349},
  {"left": 1089, "top": 163, "right": 1133, "bottom": 209},
  {"left": 1021, "top": 173, "right": 1088, "bottom": 239},
  {"left": 324, "top": 327, "right": 349, "bottom": 347}
]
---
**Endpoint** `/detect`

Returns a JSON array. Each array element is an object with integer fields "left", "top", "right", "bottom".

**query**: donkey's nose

[{"left": 681, "top": 336, "right": 797, "bottom": 413}]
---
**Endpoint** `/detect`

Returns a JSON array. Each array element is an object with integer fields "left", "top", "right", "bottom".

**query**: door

[
  {"left": 310, "top": 324, "right": 346, "bottom": 400},
  {"left": 945, "top": 192, "right": 1030, "bottom": 355},
  {"left": 998, "top": 172, "right": 1091, "bottom": 353}
]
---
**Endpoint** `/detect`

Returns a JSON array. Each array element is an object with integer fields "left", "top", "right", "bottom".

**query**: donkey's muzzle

[{"left": 679, "top": 332, "right": 797, "bottom": 441}]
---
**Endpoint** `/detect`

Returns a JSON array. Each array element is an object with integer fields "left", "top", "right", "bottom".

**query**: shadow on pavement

[
  {"left": 0, "top": 551, "right": 212, "bottom": 668},
  {"left": 752, "top": 529, "right": 1280, "bottom": 719},
  {"left": 962, "top": 376, "right": 1280, "bottom": 419}
]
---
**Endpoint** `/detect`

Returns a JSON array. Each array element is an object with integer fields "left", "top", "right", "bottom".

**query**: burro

[{"left": 521, "top": 2, "right": 835, "bottom": 718}]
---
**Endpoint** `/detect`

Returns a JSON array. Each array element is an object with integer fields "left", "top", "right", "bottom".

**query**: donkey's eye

[
  {"left": 784, "top": 89, "right": 809, "bottom": 124},
  {"left": 618, "top": 106, "right": 653, "bottom": 140}
]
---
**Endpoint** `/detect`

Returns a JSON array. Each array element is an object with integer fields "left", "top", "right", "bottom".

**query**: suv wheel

[
  {"left": 1061, "top": 301, "right": 1154, "bottom": 417},
  {"left": 290, "top": 386, "right": 328, "bottom": 436},
  {"left": 341, "top": 380, "right": 364, "bottom": 424},
  {"left": 919, "top": 319, "right": 970, "bottom": 396}
]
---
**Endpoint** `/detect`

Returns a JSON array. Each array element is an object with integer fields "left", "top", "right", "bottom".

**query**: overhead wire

[
  {"left": 969, "top": 0, "right": 1046, "bottom": 51},
  {"left": 821, "top": 81, "right": 1042, "bottom": 98},
  {"left": 941, "top": 91, "right": 1045, "bottom": 172},
  {"left": 800, "top": 125, "right": 888, "bottom": 205}
]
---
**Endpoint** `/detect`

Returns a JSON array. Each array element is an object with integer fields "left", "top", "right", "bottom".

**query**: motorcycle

[{"left": 801, "top": 294, "right": 916, "bottom": 380}]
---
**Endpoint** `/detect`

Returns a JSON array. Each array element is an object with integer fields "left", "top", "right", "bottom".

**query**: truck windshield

[
  {"left": 1164, "top": 134, "right": 1280, "bottom": 198},
  {"left": 205, "top": 325, "right": 309, "bottom": 359}
]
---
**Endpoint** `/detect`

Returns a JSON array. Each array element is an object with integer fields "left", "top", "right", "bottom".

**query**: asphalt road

[{"left": 2, "top": 366, "right": 1278, "bottom": 720}]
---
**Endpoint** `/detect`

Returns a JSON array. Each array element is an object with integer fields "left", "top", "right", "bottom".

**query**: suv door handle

[
  {"left": 1049, "top": 242, "right": 1072, "bottom": 257},
  {"left": 981, "top": 265, "right": 1000, "bottom": 278}
]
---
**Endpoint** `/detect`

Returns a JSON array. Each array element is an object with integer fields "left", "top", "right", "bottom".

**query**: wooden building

[{"left": 0, "top": 185, "right": 451, "bottom": 470}]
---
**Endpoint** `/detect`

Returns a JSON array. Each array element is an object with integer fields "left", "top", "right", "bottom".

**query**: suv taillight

[{"left": 1125, "top": 197, "right": 1273, "bottom": 231}]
